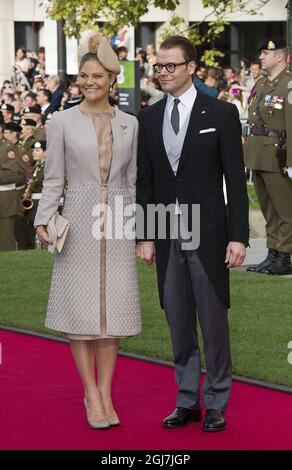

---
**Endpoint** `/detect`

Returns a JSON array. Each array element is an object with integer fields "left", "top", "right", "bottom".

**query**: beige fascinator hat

[{"left": 80, "top": 31, "right": 121, "bottom": 75}]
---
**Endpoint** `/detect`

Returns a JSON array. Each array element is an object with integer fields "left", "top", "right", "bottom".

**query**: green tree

[{"left": 44, "top": 0, "right": 270, "bottom": 66}]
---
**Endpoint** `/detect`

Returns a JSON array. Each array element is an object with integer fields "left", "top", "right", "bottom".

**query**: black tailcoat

[{"left": 137, "top": 91, "right": 249, "bottom": 308}]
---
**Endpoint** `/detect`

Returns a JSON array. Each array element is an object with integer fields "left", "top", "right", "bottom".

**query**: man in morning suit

[{"left": 136, "top": 36, "right": 249, "bottom": 432}]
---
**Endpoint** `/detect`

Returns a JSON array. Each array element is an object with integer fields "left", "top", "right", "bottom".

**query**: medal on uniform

[{"left": 264, "top": 95, "right": 284, "bottom": 109}]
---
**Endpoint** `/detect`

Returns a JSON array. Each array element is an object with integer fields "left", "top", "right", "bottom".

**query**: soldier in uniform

[
  {"left": 23, "top": 106, "right": 46, "bottom": 141},
  {"left": 3, "top": 122, "right": 33, "bottom": 172},
  {"left": 0, "top": 130, "right": 19, "bottom": 251},
  {"left": 1, "top": 118, "right": 9, "bottom": 150},
  {"left": 245, "top": 38, "right": 292, "bottom": 275},
  {"left": 2, "top": 122, "right": 35, "bottom": 249},
  {"left": 0, "top": 113, "right": 5, "bottom": 142},
  {"left": 0, "top": 117, "right": 9, "bottom": 151},
  {"left": 20, "top": 118, "right": 37, "bottom": 155},
  {"left": 1, "top": 104, "right": 14, "bottom": 124},
  {"left": 43, "top": 112, "right": 52, "bottom": 136},
  {"left": 21, "top": 140, "right": 46, "bottom": 248}
]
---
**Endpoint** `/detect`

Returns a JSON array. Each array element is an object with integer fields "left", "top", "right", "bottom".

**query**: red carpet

[{"left": 0, "top": 330, "right": 291, "bottom": 450}]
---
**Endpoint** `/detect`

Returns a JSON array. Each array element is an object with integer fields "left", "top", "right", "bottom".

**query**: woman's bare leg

[
  {"left": 70, "top": 339, "right": 107, "bottom": 420},
  {"left": 95, "top": 338, "right": 120, "bottom": 417}
]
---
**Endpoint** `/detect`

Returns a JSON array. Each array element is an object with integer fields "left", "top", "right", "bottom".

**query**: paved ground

[
  {"left": 243, "top": 238, "right": 267, "bottom": 266},
  {"left": 241, "top": 238, "right": 292, "bottom": 277}
]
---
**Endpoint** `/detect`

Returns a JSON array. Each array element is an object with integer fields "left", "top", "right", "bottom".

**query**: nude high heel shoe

[
  {"left": 107, "top": 413, "right": 120, "bottom": 427},
  {"left": 84, "top": 398, "right": 110, "bottom": 429},
  {"left": 99, "top": 391, "right": 120, "bottom": 426}
]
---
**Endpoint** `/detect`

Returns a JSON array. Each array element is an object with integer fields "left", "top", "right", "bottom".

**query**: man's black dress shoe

[
  {"left": 163, "top": 407, "right": 202, "bottom": 428},
  {"left": 246, "top": 248, "right": 278, "bottom": 273},
  {"left": 261, "top": 252, "right": 292, "bottom": 275},
  {"left": 203, "top": 409, "right": 227, "bottom": 432}
]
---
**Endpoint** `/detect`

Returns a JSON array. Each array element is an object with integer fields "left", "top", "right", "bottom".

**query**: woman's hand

[
  {"left": 136, "top": 242, "right": 155, "bottom": 265},
  {"left": 36, "top": 225, "right": 54, "bottom": 250}
]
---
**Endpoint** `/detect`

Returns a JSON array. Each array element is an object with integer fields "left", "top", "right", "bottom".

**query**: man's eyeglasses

[{"left": 153, "top": 62, "right": 188, "bottom": 73}]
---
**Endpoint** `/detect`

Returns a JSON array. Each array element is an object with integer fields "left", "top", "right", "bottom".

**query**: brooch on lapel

[
  {"left": 201, "top": 110, "right": 206, "bottom": 115},
  {"left": 120, "top": 124, "right": 128, "bottom": 134}
]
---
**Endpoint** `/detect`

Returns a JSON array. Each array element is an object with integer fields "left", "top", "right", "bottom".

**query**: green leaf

[{"left": 47, "top": 0, "right": 270, "bottom": 60}]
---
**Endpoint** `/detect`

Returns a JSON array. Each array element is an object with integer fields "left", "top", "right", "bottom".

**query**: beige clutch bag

[{"left": 47, "top": 211, "right": 69, "bottom": 254}]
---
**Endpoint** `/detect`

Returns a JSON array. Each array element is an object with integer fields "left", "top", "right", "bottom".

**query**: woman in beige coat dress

[{"left": 35, "top": 33, "right": 141, "bottom": 429}]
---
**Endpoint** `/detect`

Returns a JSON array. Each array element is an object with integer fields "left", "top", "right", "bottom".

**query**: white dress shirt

[
  {"left": 165, "top": 85, "right": 197, "bottom": 214},
  {"left": 41, "top": 103, "right": 51, "bottom": 113},
  {"left": 166, "top": 84, "right": 197, "bottom": 131},
  {"left": 166, "top": 84, "right": 228, "bottom": 203}
]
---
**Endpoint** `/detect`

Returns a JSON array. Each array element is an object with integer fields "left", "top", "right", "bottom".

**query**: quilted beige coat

[{"left": 34, "top": 105, "right": 141, "bottom": 336}]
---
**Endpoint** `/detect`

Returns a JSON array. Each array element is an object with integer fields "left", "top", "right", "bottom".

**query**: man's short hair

[
  {"left": 116, "top": 46, "right": 128, "bottom": 54},
  {"left": 250, "top": 61, "right": 261, "bottom": 68},
  {"left": 39, "top": 88, "right": 52, "bottom": 102},
  {"left": 26, "top": 92, "right": 37, "bottom": 101},
  {"left": 159, "top": 35, "right": 197, "bottom": 63},
  {"left": 279, "top": 47, "right": 289, "bottom": 61},
  {"left": 269, "top": 47, "right": 289, "bottom": 61}
]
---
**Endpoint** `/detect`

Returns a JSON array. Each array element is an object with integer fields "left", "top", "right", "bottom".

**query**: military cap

[
  {"left": 34, "top": 140, "right": 46, "bottom": 151},
  {"left": 1, "top": 103, "right": 14, "bottom": 113},
  {"left": 258, "top": 37, "right": 287, "bottom": 52},
  {"left": 24, "top": 105, "right": 42, "bottom": 114},
  {"left": 5, "top": 122, "right": 22, "bottom": 132},
  {"left": 21, "top": 118, "right": 37, "bottom": 127}
]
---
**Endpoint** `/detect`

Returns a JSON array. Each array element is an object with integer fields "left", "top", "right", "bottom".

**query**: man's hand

[
  {"left": 136, "top": 242, "right": 155, "bottom": 265},
  {"left": 225, "top": 242, "right": 246, "bottom": 268}
]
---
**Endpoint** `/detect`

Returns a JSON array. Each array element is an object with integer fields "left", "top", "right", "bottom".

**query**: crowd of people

[
  {"left": 135, "top": 45, "right": 264, "bottom": 122},
  {"left": 0, "top": 42, "right": 268, "bottom": 252}
]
